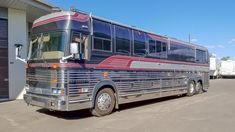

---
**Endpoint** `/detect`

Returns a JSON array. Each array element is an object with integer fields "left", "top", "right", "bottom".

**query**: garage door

[{"left": 0, "top": 18, "right": 8, "bottom": 98}]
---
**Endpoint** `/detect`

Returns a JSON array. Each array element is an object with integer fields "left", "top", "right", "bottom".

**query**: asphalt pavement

[{"left": 0, "top": 79, "right": 235, "bottom": 132}]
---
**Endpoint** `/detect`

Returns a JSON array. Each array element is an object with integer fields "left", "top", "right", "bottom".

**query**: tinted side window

[
  {"left": 168, "top": 42, "right": 195, "bottom": 62},
  {"left": 93, "top": 38, "right": 103, "bottom": 50},
  {"left": 187, "top": 48, "right": 195, "bottom": 62},
  {"left": 115, "top": 26, "right": 131, "bottom": 54},
  {"left": 134, "top": 31, "right": 146, "bottom": 56},
  {"left": 148, "top": 39, "right": 167, "bottom": 58},
  {"left": 162, "top": 42, "right": 167, "bottom": 52},
  {"left": 93, "top": 19, "right": 111, "bottom": 39},
  {"left": 149, "top": 40, "right": 156, "bottom": 54},
  {"left": 196, "top": 49, "right": 207, "bottom": 63},
  {"left": 93, "top": 19, "right": 112, "bottom": 52},
  {"left": 156, "top": 41, "right": 161, "bottom": 53},
  {"left": 168, "top": 43, "right": 180, "bottom": 61},
  {"left": 93, "top": 38, "right": 111, "bottom": 51}
]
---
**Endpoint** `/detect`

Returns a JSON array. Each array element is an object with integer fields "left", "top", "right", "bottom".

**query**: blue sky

[{"left": 47, "top": 0, "right": 235, "bottom": 59}]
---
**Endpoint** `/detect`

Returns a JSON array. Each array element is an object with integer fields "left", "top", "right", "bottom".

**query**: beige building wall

[
  {"left": 0, "top": 0, "right": 53, "bottom": 100},
  {"left": 8, "top": 8, "right": 27, "bottom": 100}
]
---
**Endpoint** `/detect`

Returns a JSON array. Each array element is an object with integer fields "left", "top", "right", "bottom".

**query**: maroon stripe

[
  {"left": 147, "top": 33, "right": 168, "bottom": 42},
  {"left": 32, "top": 13, "right": 89, "bottom": 28},
  {"left": 98, "top": 55, "right": 209, "bottom": 67},
  {"left": 33, "top": 15, "right": 68, "bottom": 27},
  {"left": 28, "top": 55, "right": 208, "bottom": 71},
  {"left": 28, "top": 63, "right": 175, "bottom": 71}
]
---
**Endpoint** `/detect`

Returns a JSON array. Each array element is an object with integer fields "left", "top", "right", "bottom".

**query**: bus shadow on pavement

[
  {"left": 36, "top": 95, "right": 185, "bottom": 120},
  {"left": 118, "top": 95, "right": 183, "bottom": 111},
  {"left": 36, "top": 108, "right": 93, "bottom": 120}
]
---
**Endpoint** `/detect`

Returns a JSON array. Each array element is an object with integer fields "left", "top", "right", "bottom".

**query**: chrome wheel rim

[
  {"left": 189, "top": 83, "right": 194, "bottom": 93},
  {"left": 97, "top": 93, "right": 112, "bottom": 111},
  {"left": 196, "top": 83, "right": 200, "bottom": 92}
]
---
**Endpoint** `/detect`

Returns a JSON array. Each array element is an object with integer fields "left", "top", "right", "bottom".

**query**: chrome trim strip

[{"left": 69, "top": 98, "right": 91, "bottom": 103}]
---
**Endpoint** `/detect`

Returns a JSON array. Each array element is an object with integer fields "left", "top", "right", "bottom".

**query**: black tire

[
  {"left": 195, "top": 82, "right": 203, "bottom": 94},
  {"left": 187, "top": 81, "right": 195, "bottom": 96},
  {"left": 202, "top": 84, "right": 208, "bottom": 92},
  {"left": 91, "top": 88, "right": 115, "bottom": 117}
]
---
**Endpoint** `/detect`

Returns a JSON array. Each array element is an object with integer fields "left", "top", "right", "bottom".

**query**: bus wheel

[
  {"left": 91, "top": 88, "right": 115, "bottom": 117},
  {"left": 195, "top": 82, "right": 203, "bottom": 94},
  {"left": 187, "top": 81, "right": 195, "bottom": 96}
]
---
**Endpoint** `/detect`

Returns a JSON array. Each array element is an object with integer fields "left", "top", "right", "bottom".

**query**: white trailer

[
  {"left": 209, "top": 57, "right": 220, "bottom": 79},
  {"left": 219, "top": 60, "right": 235, "bottom": 78}
]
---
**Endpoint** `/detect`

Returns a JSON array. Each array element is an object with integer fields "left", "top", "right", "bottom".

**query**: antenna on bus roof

[
  {"left": 70, "top": 6, "right": 89, "bottom": 14},
  {"left": 70, "top": 6, "right": 77, "bottom": 12},
  {"left": 52, "top": 7, "right": 62, "bottom": 12},
  {"left": 189, "top": 33, "right": 191, "bottom": 44}
]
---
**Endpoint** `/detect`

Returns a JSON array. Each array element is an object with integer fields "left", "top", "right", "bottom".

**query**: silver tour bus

[{"left": 17, "top": 9, "right": 209, "bottom": 116}]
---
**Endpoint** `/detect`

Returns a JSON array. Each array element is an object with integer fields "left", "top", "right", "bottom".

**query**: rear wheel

[
  {"left": 187, "top": 81, "right": 195, "bottom": 96},
  {"left": 195, "top": 82, "right": 203, "bottom": 94},
  {"left": 91, "top": 88, "right": 115, "bottom": 117}
]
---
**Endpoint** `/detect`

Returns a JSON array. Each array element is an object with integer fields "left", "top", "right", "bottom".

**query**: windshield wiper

[
  {"left": 28, "top": 37, "right": 39, "bottom": 60},
  {"left": 38, "top": 34, "right": 50, "bottom": 67}
]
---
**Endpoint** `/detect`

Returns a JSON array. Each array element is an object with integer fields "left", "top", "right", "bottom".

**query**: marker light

[
  {"left": 52, "top": 64, "right": 58, "bottom": 69},
  {"left": 103, "top": 72, "right": 109, "bottom": 78},
  {"left": 60, "top": 89, "right": 65, "bottom": 94},
  {"left": 51, "top": 79, "right": 58, "bottom": 83}
]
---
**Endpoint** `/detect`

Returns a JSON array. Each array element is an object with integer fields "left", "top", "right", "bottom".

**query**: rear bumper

[{"left": 24, "top": 93, "right": 92, "bottom": 111}]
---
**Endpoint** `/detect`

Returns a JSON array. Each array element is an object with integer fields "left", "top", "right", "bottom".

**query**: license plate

[{"left": 34, "top": 88, "right": 42, "bottom": 94}]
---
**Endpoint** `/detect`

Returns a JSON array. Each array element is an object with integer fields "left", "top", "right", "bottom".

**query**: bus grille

[{"left": 26, "top": 69, "right": 60, "bottom": 89}]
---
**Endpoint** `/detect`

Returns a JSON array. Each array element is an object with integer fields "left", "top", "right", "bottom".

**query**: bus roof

[{"left": 33, "top": 10, "right": 208, "bottom": 51}]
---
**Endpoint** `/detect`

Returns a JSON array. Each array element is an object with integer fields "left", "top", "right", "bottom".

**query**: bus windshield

[{"left": 28, "top": 31, "right": 66, "bottom": 60}]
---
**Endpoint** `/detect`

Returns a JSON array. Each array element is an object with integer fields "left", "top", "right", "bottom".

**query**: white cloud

[
  {"left": 205, "top": 45, "right": 216, "bottom": 49},
  {"left": 228, "top": 38, "right": 235, "bottom": 44},
  {"left": 217, "top": 45, "right": 224, "bottom": 48},
  {"left": 191, "top": 38, "right": 198, "bottom": 42},
  {"left": 205, "top": 44, "right": 225, "bottom": 49}
]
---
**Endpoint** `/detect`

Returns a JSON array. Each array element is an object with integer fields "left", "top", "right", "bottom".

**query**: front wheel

[{"left": 91, "top": 88, "right": 115, "bottom": 117}]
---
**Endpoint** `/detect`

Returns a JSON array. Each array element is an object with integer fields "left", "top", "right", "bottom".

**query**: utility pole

[{"left": 188, "top": 33, "right": 191, "bottom": 43}]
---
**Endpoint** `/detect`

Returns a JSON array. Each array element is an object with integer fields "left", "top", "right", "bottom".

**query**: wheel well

[
  {"left": 189, "top": 80, "right": 196, "bottom": 85},
  {"left": 97, "top": 85, "right": 116, "bottom": 94},
  {"left": 197, "top": 80, "right": 203, "bottom": 87}
]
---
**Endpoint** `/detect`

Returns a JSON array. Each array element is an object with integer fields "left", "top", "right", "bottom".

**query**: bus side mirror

[
  {"left": 70, "top": 42, "right": 84, "bottom": 60},
  {"left": 61, "top": 43, "right": 80, "bottom": 62},
  {"left": 14, "top": 44, "right": 26, "bottom": 63},
  {"left": 70, "top": 43, "right": 79, "bottom": 54},
  {"left": 15, "top": 44, "right": 23, "bottom": 58},
  {"left": 61, "top": 42, "right": 83, "bottom": 62}
]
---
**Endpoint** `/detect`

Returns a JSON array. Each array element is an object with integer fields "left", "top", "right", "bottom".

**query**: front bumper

[
  {"left": 24, "top": 93, "right": 67, "bottom": 111},
  {"left": 24, "top": 93, "right": 92, "bottom": 111}
]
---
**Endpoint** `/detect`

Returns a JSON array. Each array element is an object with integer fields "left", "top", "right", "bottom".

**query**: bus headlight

[
  {"left": 24, "top": 85, "right": 30, "bottom": 92},
  {"left": 52, "top": 89, "right": 65, "bottom": 94}
]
